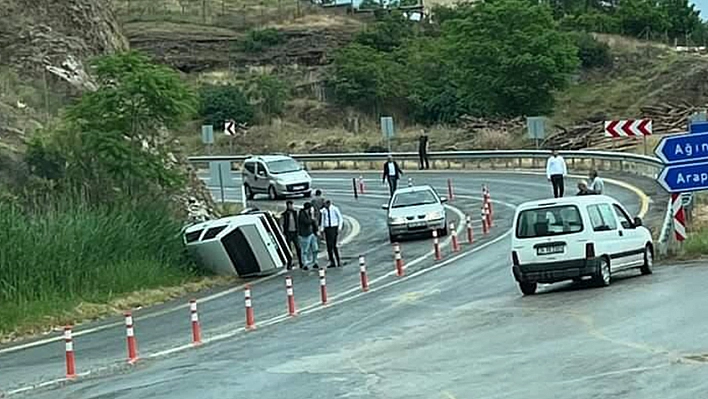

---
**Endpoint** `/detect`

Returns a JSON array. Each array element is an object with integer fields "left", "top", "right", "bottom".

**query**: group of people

[
  {"left": 546, "top": 150, "right": 605, "bottom": 198},
  {"left": 280, "top": 190, "right": 343, "bottom": 271}
]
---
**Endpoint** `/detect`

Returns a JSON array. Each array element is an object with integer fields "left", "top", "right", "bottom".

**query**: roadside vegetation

[{"left": 0, "top": 52, "right": 220, "bottom": 339}]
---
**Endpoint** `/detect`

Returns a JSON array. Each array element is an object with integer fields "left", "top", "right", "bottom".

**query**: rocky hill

[{"left": 0, "top": 0, "right": 127, "bottom": 163}]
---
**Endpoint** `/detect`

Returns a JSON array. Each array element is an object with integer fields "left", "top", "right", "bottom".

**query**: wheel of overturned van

[
  {"left": 593, "top": 256, "right": 611, "bottom": 287},
  {"left": 244, "top": 184, "right": 254, "bottom": 200},
  {"left": 519, "top": 281, "right": 537, "bottom": 295},
  {"left": 268, "top": 185, "right": 278, "bottom": 200},
  {"left": 640, "top": 245, "right": 653, "bottom": 275}
]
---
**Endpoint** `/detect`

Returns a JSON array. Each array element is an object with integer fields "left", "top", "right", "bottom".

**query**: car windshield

[
  {"left": 267, "top": 159, "right": 301, "bottom": 174},
  {"left": 516, "top": 205, "right": 583, "bottom": 238},
  {"left": 391, "top": 189, "right": 438, "bottom": 208}
]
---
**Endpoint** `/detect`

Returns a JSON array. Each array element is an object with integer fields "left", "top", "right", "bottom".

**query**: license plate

[
  {"left": 293, "top": 186, "right": 304, "bottom": 190},
  {"left": 537, "top": 245, "right": 564, "bottom": 255},
  {"left": 408, "top": 221, "right": 427, "bottom": 228}
]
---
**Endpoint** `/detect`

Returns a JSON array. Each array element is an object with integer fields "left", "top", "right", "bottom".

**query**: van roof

[
  {"left": 517, "top": 195, "right": 617, "bottom": 211},
  {"left": 245, "top": 155, "right": 292, "bottom": 163}
]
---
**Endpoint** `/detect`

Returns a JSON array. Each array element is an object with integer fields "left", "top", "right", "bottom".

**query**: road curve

[{"left": 4, "top": 171, "right": 705, "bottom": 399}]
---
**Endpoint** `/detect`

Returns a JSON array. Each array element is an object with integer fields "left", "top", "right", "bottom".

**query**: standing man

[
  {"left": 311, "top": 189, "right": 326, "bottom": 225},
  {"left": 546, "top": 149, "right": 567, "bottom": 198},
  {"left": 418, "top": 130, "right": 430, "bottom": 170},
  {"left": 589, "top": 170, "right": 604, "bottom": 195},
  {"left": 298, "top": 202, "right": 318, "bottom": 270},
  {"left": 280, "top": 201, "right": 302, "bottom": 270},
  {"left": 382, "top": 155, "right": 403, "bottom": 195},
  {"left": 320, "top": 199, "right": 343, "bottom": 268}
]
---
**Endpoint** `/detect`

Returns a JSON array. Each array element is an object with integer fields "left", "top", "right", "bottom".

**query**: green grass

[{"left": 0, "top": 196, "right": 200, "bottom": 337}]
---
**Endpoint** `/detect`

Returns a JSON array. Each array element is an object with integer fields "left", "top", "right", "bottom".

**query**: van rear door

[{"left": 514, "top": 204, "right": 585, "bottom": 264}]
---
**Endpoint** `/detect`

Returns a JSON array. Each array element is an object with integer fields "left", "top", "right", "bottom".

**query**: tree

[
  {"left": 439, "top": 0, "right": 579, "bottom": 116},
  {"left": 355, "top": 12, "right": 416, "bottom": 52},
  {"left": 245, "top": 74, "right": 290, "bottom": 121},
  {"left": 199, "top": 84, "right": 254, "bottom": 128},
  {"left": 50, "top": 51, "right": 197, "bottom": 201}
]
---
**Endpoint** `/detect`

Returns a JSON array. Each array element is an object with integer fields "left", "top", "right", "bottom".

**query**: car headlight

[
  {"left": 426, "top": 211, "right": 443, "bottom": 220},
  {"left": 389, "top": 216, "right": 406, "bottom": 225}
]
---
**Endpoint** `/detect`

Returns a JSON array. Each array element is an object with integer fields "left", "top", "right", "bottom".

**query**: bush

[
  {"left": 573, "top": 32, "right": 613, "bottom": 69},
  {"left": 246, "top": 74, "right": 290, "bottom": 121},
  {"left": 199, "top": 84, "right": 254, "bottom": 128},
  {"left": 0, "top": 196, "right": 196, "bottom": 334},
  {"left": 242, "top": 28, "right": 285, "bottom": 53}
]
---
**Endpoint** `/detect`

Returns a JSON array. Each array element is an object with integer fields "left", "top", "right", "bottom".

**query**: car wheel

[
  {"left": 519, "top": 281, "right": 537, "bottom": 295},
  {"left": 244, "top": 184, "right": 254, "bottom": 200},
  {"left": 593, "top": 256, "right": 611, "bottom": 287},
  {"left": 439, "top": 226, "right": 448, "bottom": 237},
  {"left": 389, "top": 233, "right": 397, "bottom": 243},
  {"left": 640, "top": 245, "right": 653, "bottom": 275},
  {"left": 304, "top": 190, "right": 312, "bottom": 198},
  {"left": 268, "top": 185, "right": 278, "bottom": 201}
]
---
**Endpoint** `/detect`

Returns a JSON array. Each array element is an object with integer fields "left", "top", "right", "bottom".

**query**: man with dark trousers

[
  {"left": 382, "top": 155, "right": 403, "bottom": 196},
  {"left": 418, "top": 130, "right": 430, "bottom": 170},
  {"left": 545, "top": 149, "right": 567, "bottom": 198},
  {"left": 280, "top": 200, "right": 302, "bottom": 270},
  {"left": 319, "top": 199, "right": 343, "bottom": 268}
]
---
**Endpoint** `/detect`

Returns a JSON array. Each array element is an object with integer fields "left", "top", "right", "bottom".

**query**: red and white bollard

[
  {"left": 447, "top": 178, "right": 455, "bottom": 201},
  {"left": 466, "top": 215, "right": 475, "bottom": 244},
  {"left": 481, "top": 208, "right": 489, "bottom": 235},
  {"left": 64, "top": 326, "right": 77, "bottom": 379},
  {"left": 319, "top": 268, "right": 328, "bottom": 305},
  {"left": 484, "top": 201, "right": 492, "bottom": 229},
  {"left": 432, "top": 230, "right": 442, "bottom": 261},
  {"left": 450, "top": 223, "right": 460, "bottom": 252},
  {"left": 408, "top": 177, "right": 413, "bottom": 187},
  {"left": 124, "top": 312, "right": 138, "bottom": 364},
  {"left": 393, "top": 243, "right": 405, "bottom": 276},
  {"left": 285, "top": 276, "right": 297, "bottom": 316},
  {"left": 359, "top": 255, "right": 369, "bottom": 292},
  {"left": 359, "top": 176, "right": 366, "bottom": 194},
  {"left": 245, "top": 285, "right": 256, "bottom": 330},
  {"left": 189, "top": 299, "right": 202, "bottom": 346},
  {"left": 486, "top": 187, "right": 494, "bottom": 225}
]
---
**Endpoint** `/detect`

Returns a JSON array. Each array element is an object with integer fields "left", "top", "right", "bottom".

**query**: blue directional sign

[
  {"left": 658, "top": 161, "right": 708, "bottom": 193},
  {"left": 689, "top": 121, "right": 708, "bottom": 134},
  {"left": 654, "top": 131, "right": 708, "bottom": 164}
]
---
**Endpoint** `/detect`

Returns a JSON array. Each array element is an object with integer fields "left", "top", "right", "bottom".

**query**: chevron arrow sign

[{"left": 604, "top": 119, "right": 652, "bottom": 138}]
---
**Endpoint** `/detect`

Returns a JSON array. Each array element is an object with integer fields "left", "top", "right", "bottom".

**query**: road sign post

[
  {"left": 201, "top": 125, "right": 214, "bottom": 154},
  {"left": 381, "top": 116, "right": 394, "bottom": 153},
  {"left": 526, "top": 116, "right": 545, "bottom": 150}
]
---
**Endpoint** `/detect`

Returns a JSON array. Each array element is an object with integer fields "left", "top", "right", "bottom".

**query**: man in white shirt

[
  {"left": 382, "top": 155, "right": 403, "bottom": 196},
  {"left": 546, "top": 149, "right": 567, "bottom": 198},
  {"left": 320, "top": 199, "right": 343, "bottom": 268},
  {"left": 589, "top": 170, "right": 604, "bottom": 195}
]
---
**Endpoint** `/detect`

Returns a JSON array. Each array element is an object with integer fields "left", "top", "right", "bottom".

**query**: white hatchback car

[{"left": 511, "top": 195, "right": 653, "bottom": 295}]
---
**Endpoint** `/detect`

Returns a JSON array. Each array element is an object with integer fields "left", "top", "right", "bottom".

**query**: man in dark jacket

[
  {"left": 382, "top": 155, "right": 403, "bottom": 195},
  {"left": 418, "top": 130, "right": 430, "bottom": 170},
  {"left": 280, "top": 200, "right": 302, "bottom": 270},
  {"left": 298, "top": 202, "right": 319, "bottom": 270}
]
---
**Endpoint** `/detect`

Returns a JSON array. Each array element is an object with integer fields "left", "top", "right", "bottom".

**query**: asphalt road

[{"left": 4, "top": 171, "right": 705, "bottom": 399}]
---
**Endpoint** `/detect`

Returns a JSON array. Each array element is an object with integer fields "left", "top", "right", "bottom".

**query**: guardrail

[{"left": 188, "top": 150, "right": 672, "bottom": 256}]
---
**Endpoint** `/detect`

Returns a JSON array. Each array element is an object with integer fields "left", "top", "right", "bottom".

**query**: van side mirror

[
  {"left": 633, "top": 217, "right": 643, "bottom": 227},
  {"left": 381, "top": 204, "right": 389, "bottom": 210}
]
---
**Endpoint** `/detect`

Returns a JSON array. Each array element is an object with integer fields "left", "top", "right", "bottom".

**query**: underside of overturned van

[{"left": 183, "top": 211, "right": 292, "bottom": 277}]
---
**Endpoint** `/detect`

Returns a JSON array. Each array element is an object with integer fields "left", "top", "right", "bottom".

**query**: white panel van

[{"left": 511, "top": 195, "right": 653, "bottom": 295}]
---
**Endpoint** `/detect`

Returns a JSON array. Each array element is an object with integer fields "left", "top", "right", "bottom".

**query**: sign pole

[
  {"left": 218, "top": 166, "right": 225, "bottom": 204},
  {"left": 643, "top": 135, "right": 647, "bottom": 155}
]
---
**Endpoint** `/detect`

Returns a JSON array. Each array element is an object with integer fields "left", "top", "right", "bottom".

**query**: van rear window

[{"left": 516, "top": 205, "right": 583, "bottom": 238}]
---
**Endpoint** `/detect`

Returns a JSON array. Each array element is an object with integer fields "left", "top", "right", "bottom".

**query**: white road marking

[{"left": 0, "top": 215, "right": 360, "bottom": 356}]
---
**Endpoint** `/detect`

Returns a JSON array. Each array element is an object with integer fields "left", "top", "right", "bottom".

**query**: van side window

[
  {"left": 244, "top": 162, "right": 255, "bottom": 174},
  {"left": 587, "top": 204, "right": 617, "bottom": 231},
  {"left": 613, "top": 204, "right": 633, "bottom": 229},
  {"left": 256, "top": 162, "right": 267, "bottom": 176}
]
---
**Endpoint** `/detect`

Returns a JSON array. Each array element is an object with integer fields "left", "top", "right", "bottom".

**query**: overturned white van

[{"left": 183, "top": 210, "right": 292, "bottom": 277}]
